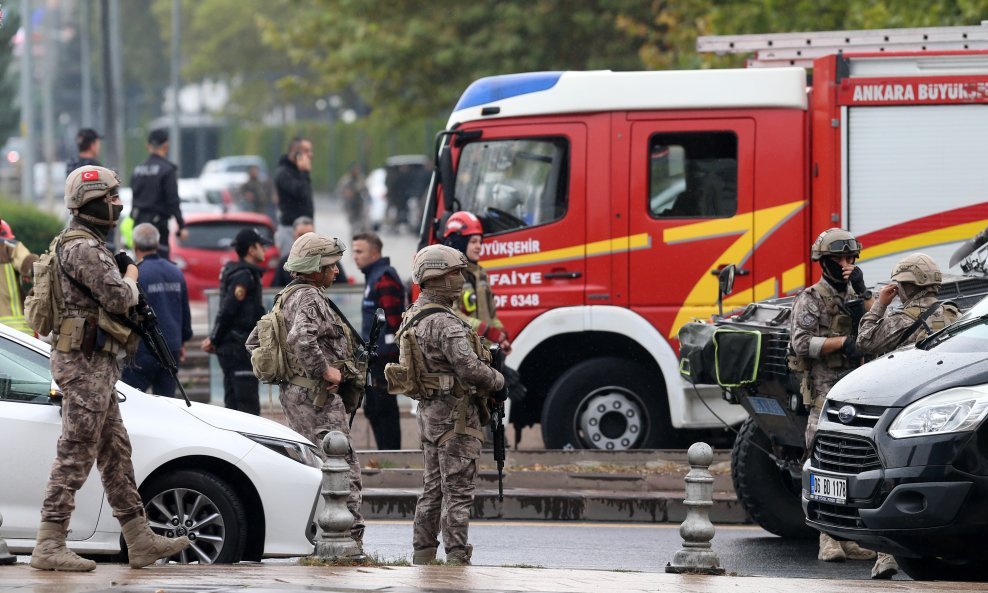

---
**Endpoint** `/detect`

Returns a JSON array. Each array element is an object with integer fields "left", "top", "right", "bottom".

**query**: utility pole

[
  {"left": 80, "top": 0, "right": 92, "bottom": 127},
  {"left": 19, "top": 0, "right": 35, "bottom": 203},
  {"left": 169, "top": 0, "right": 181, "bottom": 172},
  {"left": 109, "top": 0, "right": 124, "bottom": 172},
  {"left": 40, "top": 0, "right": 56, "bottom": 211},
  {"left": 99, "top": 0, "right": 116, "bottom": 168}
]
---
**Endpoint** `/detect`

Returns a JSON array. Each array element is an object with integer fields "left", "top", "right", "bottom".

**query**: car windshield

[
  {"left": 918, "top": 307, "right": 988, "bottom": 351},
  {"left": 183, "top": 222, "right": 273, "bottom": 250}
]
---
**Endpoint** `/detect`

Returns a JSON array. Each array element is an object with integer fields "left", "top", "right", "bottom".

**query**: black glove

[
  {"left": 848, "top": 266, "right": 867, "bottom": 295},
  {"left": 114, "top": 251, "right": 136, "bottom": 274},
  {"left": 841, "top": 336, "right": 861, "bottom": 360}
]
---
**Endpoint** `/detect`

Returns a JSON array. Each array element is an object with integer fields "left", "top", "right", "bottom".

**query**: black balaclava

[
  {"left": 75, "top": 197, "right": 123, "bottom": 239},
  {"left": 820, "top": 256, "right": 848, "bottom": 291}
]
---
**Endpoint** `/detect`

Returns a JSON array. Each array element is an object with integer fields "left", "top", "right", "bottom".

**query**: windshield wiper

[{"left": 917, "top": 312, "right": 988, "bottom": 350}]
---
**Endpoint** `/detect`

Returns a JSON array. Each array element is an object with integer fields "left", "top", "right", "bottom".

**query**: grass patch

[{"left": 299, "top": 553, "right": 411, "bottom": 567}]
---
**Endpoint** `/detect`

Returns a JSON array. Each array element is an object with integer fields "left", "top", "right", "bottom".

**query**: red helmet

[
  {"left": 443, "top": 211, "right": 483, "bottom": 238},
  {"left": 0, "top": 220, "right": 13, "bottom": 240}
]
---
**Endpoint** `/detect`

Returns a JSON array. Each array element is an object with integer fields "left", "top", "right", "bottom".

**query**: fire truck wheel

[
  {"left": 732, "top": 417, "right": 815, "bottom": 539},
  {"left": 540, "top": 357, "right": 672, "bottom": 450}
]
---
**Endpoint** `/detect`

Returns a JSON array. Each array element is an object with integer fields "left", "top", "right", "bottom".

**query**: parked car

[
  {"left": 178, "top": 178, "right": 225, "bottom": 215},
  {"left": 803, "top": 294, "right": 988, "bottom": 581},
  {"left": 0, "top": 323, "right": 321, "bottom": 563},
  {"left": 171, "top": 212, "right": 279, "bottom": 300},
  {"left": 200, "top": 155, "right": 269, "bottom": 180}
]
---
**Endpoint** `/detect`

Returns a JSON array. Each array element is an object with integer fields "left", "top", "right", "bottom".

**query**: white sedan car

[{"left": 0, "top": 324, "right": 322, "bottom": 563}]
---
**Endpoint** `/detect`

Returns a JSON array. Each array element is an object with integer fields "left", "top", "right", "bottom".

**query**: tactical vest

[
  {"left": 902, "top": 301, "right": 961, "bottom": 341},
  {"left": 788, "top": 281, "right": 853, "bottom": 373}
]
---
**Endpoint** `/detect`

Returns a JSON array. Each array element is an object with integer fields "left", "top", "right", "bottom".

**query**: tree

[
  {"left": 258, "top": 0, "right": 658, "bottom": 121},
  {"left": 0, "top": 8, "right": 22, "bottom": 147}
]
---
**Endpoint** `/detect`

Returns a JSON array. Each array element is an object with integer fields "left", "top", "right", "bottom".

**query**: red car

[{"left": 170, "top": 212, "right": 280, "bottom": 300}]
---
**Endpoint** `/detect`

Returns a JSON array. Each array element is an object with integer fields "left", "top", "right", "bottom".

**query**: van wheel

[
  {"left": 540, "top": 357, "right": 671, "bottom": 450},
  {"left": 896, "top": 556, "right": 988, "bottom": 581},
  {"left": 731, "top": 417, "right": 815, "bottom": 539}
]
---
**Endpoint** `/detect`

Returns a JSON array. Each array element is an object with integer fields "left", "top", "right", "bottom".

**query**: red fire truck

[{"left": 418, "top": 24, "right": 988, "bottom": 450}]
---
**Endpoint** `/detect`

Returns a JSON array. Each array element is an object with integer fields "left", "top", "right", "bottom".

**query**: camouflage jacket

[
  {"left": 856, "top": 292, "right": 959, "bottom": 356},
  {"left": 59, "top": 220, "right": 138, "bottom": 318},
  {"left": 280, "top": 281, "right": 355, "bottom": 382},
  {"left": 789, "top": 279, "right": 856, "bottom": 398}
]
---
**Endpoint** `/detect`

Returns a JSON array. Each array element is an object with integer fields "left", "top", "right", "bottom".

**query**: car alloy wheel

[{"left": 145, "top": 487, "right": 227, "bottom": 564}]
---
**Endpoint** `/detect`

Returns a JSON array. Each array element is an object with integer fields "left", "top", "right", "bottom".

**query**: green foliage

[
  {"left": 0, "top": 199, "right": 65, "bottom": 256},
  {"left": 0, "top": 9, "right": 21, "bottom": 148}
]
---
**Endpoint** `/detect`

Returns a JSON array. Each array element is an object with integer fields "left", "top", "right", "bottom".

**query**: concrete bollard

[
  {"left": 665, "top": 442, "right": 725, "bottom": 575},
  {"left": 0, "top": 512, "right": 15, "bottom": 565},
  {"left": 313, "top": 431, "right": 363, "bottom": 561}
]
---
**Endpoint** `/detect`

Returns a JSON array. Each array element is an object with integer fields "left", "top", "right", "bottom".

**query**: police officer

[
  {"left": 855, "top": 252, "right": 959, "bottom": 579},
  {"left": 65, "top": 128, "right": 102, "bottom": 177},
  {"left": 30, "top": 166, "right": 189, "bottom": 571},
  {"left": 789, "top": 228, "right": 876, "bottom": 563},
  {"left": 201, "top": 228, "right": 269, "bottom": 415},
  {"left": 441, "top": 211, "right": 511, "bottom": 353},
  {"left": 404, "top": 244, "right": 504, "bottom": 566},
  {"left": 247, "top": 233, "right": 366, "bottom": 548},
  {"left": 130, "top": 129, "right": 186, "bottom": 258}
]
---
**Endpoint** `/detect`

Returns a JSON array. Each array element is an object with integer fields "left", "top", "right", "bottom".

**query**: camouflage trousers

[
  {"left": 805, "top": 396, "right": 826, "bottom": 450},
  {"left": 41, "top": 350, "right": 144, "bottom": 526},
  {"left": 279, "top": 384, "right": 364, "bottom": 542},
  {"left": 412, "top": 433, "right": 481, "bottom": 554}
]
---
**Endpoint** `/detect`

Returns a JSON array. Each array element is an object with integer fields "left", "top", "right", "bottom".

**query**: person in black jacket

[
  {"left": 131, "top": 129, "right": 187, "bottom": 258},
  {"left": 274, "top": 137, "right": 314, "bottom": 256},
  {"left": 200, "top": 228, "right": 269, "bottom": 415},
  {"left": 65, "top": 128, "right": 102, "bottom": 177}
]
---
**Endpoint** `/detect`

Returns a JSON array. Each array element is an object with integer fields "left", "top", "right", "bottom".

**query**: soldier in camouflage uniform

[
  {"left": 855, "top": 253, "right": 958, "bottom": 579},
  {"left": 246, "top": 232, "right": 366, "bottom": 547},
  {"left": 30, "top": 166, "right": 189, "bottom": 571},
  {"left": 402, "top": 244, "right": 504, "bottom": 566},
  {"left": 789, "top": 228, "right": 876, "bottom": 564}
]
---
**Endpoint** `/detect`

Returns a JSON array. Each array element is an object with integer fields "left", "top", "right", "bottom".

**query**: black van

[{"left": 802, "top": 296, "right": 988, "bottom": 581}]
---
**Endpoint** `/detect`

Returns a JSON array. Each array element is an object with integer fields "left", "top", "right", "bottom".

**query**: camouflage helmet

[
  {"left": 811, "top": 228, "right": 861, "bottom": 261},
  {"left": 412, "top": 244, "right": 467, "bottom": 284},
  {"left": 284, "top": 232, "right": 346, "bottom": 274},
  {"left": 64, "top": 166, "right": 120, "bottom": 211},
  {"left": 891, "top": 253, "right": 941, "bottom": 286}
]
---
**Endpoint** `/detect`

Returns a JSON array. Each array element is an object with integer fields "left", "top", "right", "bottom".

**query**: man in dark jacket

[
  {"left": 352, "top": 231, "right": 405, "bottom": 449},
  {"left": 65, "top": 128, "right": 102, "bottom": 176},
  {"left": 200, "top": 228, "right": 269, "bottom": 415},
  {"left": 274, "top": 137, "right": 314, "bottom": 256},
  {"left": 121, "top": 223, "right": 192, "bottom": 397},
  {"left": 131, "top": 129, "right": 187, "bottom": 258}
]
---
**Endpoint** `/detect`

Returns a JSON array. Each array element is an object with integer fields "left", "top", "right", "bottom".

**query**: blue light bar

[{"left": 454, "top": 72, "right": 564, "bottom": 111}]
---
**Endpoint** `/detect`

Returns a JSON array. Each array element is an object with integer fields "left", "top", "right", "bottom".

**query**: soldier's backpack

[
  {"left": 24, "top": 230, "right": 89, "bottom": 337},
  {"left": 250, "top": 283, "right": 306, "bottom": 383},
  {"left": 385, "top": 304, "right": 457, "bottom": 400}
]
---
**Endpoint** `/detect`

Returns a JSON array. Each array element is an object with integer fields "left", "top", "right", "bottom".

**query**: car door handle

[{"left": 544, "top": 271, "right": 582, "bottom": 279}]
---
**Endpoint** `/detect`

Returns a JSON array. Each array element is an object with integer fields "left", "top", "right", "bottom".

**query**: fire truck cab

[{"left": 419, "top": 24, "right": 988, "bottom": 450}]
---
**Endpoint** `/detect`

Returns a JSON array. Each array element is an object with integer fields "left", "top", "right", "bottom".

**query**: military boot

[
  {"left": 446, "top": 544, "right": 473, "bottom": 566},
  {"left": 121, "top": 517, "right": 191, "bottom": 568},
  {"left": 842, "top": 541, "right": 877, "bottom": 561},
  {"left": 818, "top": 533, "right": 846, "bottom": 562},
  {"left": 412, "top": 547, "right": 438, "bottom": 565},
  {"left": 871, "top": 552, "right": 898, "bottom": 579},
  {"left": 29, "top": 521, "right": 96, "bottom": 572}
]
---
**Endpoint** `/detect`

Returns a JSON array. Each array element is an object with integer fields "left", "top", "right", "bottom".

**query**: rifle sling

[{"left": 893, "top": 302, "right": 944, "bottom": 350}]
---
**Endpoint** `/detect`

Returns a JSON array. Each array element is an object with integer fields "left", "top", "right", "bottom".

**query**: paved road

[{"left": 360, "top": 520, "right": 908, "bottom": 580}]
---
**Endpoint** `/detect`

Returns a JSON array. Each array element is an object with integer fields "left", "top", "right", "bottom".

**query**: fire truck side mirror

[{"left": 718, "top": 264, "right": 736, "bottom": 298}]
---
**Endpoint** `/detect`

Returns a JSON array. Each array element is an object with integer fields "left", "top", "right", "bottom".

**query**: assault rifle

[
  {"left": 349, "top": 307, "right": 386, "bottom": 428},
  {"left": 133, "top": 289, "right": 191, "bottom": 407},
  {"left": 489, "top": 346, "right": 509, "bottom": 502}
]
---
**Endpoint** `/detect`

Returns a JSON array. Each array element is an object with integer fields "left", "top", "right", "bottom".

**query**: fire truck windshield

[{"left": 453, "top": 138, "right": 568, "bottom": 234}]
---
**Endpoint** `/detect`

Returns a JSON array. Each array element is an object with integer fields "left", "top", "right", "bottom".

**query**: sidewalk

[{"left": 0, "top": 563, "right": 972, "bottom": 593}]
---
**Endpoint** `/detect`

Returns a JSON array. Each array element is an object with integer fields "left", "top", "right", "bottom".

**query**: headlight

[
  {"left": 888, "top": 386, "right": 988, "bottom": 438},
  {"left": 242, "top": 433, "right": 323, "bottom": 468}
]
